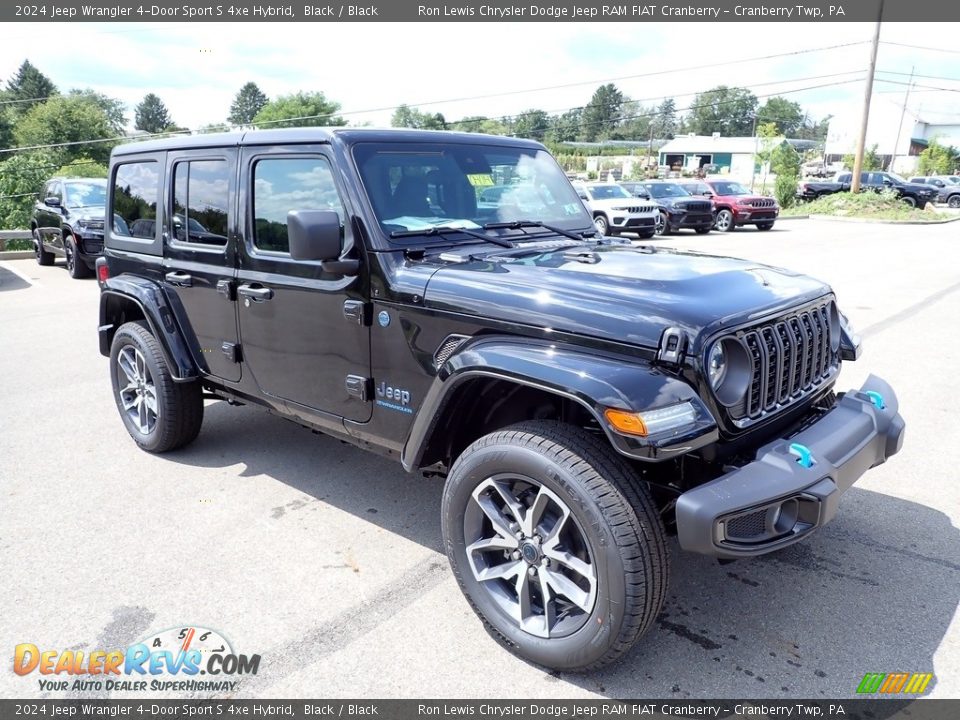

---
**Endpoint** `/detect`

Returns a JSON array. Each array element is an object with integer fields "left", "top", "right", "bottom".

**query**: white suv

[{"left": 573, "top": 182, "right": 658, "bottom": 238}]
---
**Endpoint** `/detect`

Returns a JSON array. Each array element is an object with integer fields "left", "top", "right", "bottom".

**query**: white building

[
  {"left": 657, "top": 135, "right": 789, "bottom": 180},
  {"left": 825, "top": 99, "right": 960, "bottom": 175}
]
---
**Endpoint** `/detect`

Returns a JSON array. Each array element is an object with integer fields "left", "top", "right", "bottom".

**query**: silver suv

[{"left": 573, "top": 182, "right": 658, "bottom": 238}]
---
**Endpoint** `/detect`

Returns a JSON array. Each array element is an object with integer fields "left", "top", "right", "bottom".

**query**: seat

[{"left": 392, "top": 176, "right": 431, "bottom": 217}]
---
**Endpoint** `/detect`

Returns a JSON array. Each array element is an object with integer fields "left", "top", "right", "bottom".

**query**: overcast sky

[{"left": 4, "top": 22, "right": 959, "bottom": 134}]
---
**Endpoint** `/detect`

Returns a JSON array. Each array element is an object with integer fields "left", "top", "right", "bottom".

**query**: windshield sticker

[{"left": 466, "top": 174, "right": 495, "bottom": 187}]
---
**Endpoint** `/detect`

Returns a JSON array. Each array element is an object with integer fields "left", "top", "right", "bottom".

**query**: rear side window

[
  {"left": 172, "top": 160, "right": 230, "bottom": 246},
  {"left": 113, "top": 161, "right": 159, "bottom": 238},
  {"left": 252, "top": 157, "right": 344, "bottom": 254}
]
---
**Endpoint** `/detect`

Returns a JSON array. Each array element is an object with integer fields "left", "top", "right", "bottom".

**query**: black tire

[
  {"left": 637, "top": 230, "right": 656, "bottom": 240},
  {"left": 593, "top": 214, "right": 610, "bottom": 236},
  {"left": 109, "top": 321, "right": 203, "bottom": 453},
  {"left": 442, "top": 420, "right": 669, "bottom": 671},
  {"left": 714, "top": 208, "right": 735, "bottom": 232},
  {"left": 756, "top": 222, "right": 774, "bottom": 231},
  {"left": 65, "top": 235, "right": 91, "bottom": 279},
  {"left": 654, "top": 211, "right": 671, "bottom": 236},
  {"left": 901, "top": 196, "right": 917, "bottom": 208},
  {"left": 694, "top": 227, "right": 711, "bottom": 235},
  {"left": 34, "top": 228, "right": 54, "bottom": 266},
  {"left": 948, "top": 195, "right": 960, "bottom": 209}
]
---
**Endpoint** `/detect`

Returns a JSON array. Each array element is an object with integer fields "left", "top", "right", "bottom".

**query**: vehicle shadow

[{"left": 165, "top": 402, "right": 958, "bottom": 700}]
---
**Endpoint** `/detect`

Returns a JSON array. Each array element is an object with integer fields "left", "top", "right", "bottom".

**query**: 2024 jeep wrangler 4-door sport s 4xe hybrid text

[{"left": 97, "top": 128, "right": 904, "bottom": 671}]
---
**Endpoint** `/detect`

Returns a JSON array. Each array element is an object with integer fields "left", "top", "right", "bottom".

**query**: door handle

[
  {"left": 165, "top": 271, "right": 193, "bottom": 287},
  {"left": 237, "top": 284, "right": 274, "bottom": 302}
]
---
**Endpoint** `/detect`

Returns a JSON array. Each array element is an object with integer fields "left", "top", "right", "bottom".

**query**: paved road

[{"left": 0, "top": 218, "right": 957, "bottom": 700}]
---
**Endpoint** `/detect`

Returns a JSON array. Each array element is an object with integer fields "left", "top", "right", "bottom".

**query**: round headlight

[{"left": 707, "top": 341, "right": 727, "bottom": 390}]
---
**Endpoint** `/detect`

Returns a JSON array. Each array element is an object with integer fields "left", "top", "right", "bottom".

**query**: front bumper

[
  {"left": 612, "top": 215, "right": 656, "bottom": 230},
  {"left": 736, "top": 208, "right": 779, "bottom": 223},
  {"left": 668, "top": 210, "right": 714, "bottom": 230},
  {"left": 675, "top": 375, "right": 904, "bottom": 559}
]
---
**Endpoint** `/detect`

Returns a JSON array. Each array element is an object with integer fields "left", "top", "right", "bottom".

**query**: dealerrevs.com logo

[{"left": 14, "top": 626, "right": 261, "bottom": 693}]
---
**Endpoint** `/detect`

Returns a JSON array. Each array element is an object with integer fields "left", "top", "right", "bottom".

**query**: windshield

[
  {"left": 353, "top": 142, "right": 591, "bottom": 240},
  {"left": 644, "top": 183, "right": 689, "bottom": 199},
  {"left": 709, "top": 181, "right": 750, "bottom": 195},
  {"left": 64, "top": 181, "right": 107, "bottom": 208},
  {"left": 585, "top": 185, "right": 630, "bottom": 200},
  {"left": 886, "top": 172, "right": 908, "bottom": 184}
]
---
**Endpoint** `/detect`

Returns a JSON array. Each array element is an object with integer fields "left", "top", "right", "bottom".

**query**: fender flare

[
  {"left": 98, "top": 276, "right": 199, "bottom": 381},
  {"left": 401, "top": 337, "right": 717, "bottom": 470}
]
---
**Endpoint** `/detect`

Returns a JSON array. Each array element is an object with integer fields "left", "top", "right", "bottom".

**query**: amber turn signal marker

[{"left": 604, "top": 408, "right": 648, "bottom": 436}]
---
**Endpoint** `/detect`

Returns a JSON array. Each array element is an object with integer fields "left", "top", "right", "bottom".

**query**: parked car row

[
  {"left": 909, "top": 175, "right": 960, "bottom": 208},
  {"left": 798, "top": 171, "right": 939, "bottom": 207}
]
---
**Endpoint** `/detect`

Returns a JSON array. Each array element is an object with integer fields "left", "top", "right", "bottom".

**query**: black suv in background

[
  {"left": 798, "top": 171, "right": 938, "bottom": 207},
  {"left": 97, "top": 128, "right": 904, "bottom": 671},
  {"left": 31, "top": 177, "right": 109, "bottom": 278},
  {"left": 634, "top": 180, "right": 714, "bottom": 235}
]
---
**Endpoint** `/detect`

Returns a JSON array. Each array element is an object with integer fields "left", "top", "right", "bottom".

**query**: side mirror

[
  {"left": 704, "top": 191, "right": 714, "bottom": 197},
  {"left": 44, "top": 196, "right": 61, "bottom": 208},
  {"left": 287, "top": 210, "right": 358, "bottom": 275}
]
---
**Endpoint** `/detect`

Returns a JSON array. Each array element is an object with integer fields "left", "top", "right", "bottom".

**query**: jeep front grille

[
  {"left": 615, "top": 205, "right": 656, "bottom": 214},
  {"left": 744, "top": 198, "right": 776, "bottom": 208},
  {"left": 728, "top": 302, "right": 837, "bottom": 421},
  {"left": 680, "top": 201, "right": 712, "bottom": 212}
]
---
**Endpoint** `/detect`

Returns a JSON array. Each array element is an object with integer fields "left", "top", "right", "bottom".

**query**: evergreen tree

[
  {"left": 228, "top": 82, "right": 268, "bottom": 125},
  {"left": 134, "top": 93, "right": 174, "bottom": 134}
]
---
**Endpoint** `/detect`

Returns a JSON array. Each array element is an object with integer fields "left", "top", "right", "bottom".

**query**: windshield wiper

[
  {"left": 390, "top": 225, "right": 514, "bottom": 248},
  {"left": 483, "top": 220, "right": 595, "bottom": 243}
]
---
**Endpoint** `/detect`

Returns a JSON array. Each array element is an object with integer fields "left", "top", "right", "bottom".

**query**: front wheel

[
  {"left": 442, "top": 421, "right": 669, "bottom": 671},
  {"left": 901, "top": 196, "right": 917, "bottom": 208},
  {"left": 694, "top": 227, "right": 711, "bottom": 235},
  {"left": 109, "top": 321, "right": 203, "bottom": 453},
  {"left": 593, "top": 214, "right": 609, "bottom": 236},
  {"left": 654, "top": 211, "right": 670, "bottom": 236},
  {"left": 637, "top": 230, "right": 656, "bottom": 240},
  {"left": 714, "top": 209, "right": 735, "bottom": 232},
  {"left": 65, "top": 236, "right": 91, "bottom": 279},
  {"left": 948, "top": 195, "right": 960, "bottom": 209},
  {"left": 756, "top": 222, "right": 774, "bottom": 231}
]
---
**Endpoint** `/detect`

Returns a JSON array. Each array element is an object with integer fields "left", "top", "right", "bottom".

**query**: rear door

[
  {"left": 235, "top": 145, "right": 371, "bottom": 422},
  {"left": 160, "top": 150, "right": 241, "bottom": 382}
]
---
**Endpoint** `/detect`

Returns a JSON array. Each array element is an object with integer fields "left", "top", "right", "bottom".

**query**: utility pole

[
  {"left": 851, "top": 0, "right": 884, "bottom": 193},
  {"left": 889, "top": 66, "right": 914, "bottom": 173},
  {"left": 749, "top": 113, "right": 759, "bottom": 191}
]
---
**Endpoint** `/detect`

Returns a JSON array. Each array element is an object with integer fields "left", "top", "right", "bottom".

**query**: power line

[{"left": 880, "top": 41, "right": 960, "bottom": 55}]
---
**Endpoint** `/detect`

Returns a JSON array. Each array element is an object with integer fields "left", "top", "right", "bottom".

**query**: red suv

[{"left": 681, "top": 180, "right": 779, "bottom": 232}]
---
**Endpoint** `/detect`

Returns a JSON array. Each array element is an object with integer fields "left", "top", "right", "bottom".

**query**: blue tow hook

[
  {"left": 865, "top": 390, "right": 886, "bottom": 410},
  {"left": 789, "top": 443, "right": 815, "bottom": 468}
]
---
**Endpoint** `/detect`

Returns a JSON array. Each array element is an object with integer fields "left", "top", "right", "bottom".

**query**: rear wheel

[
  {"left": 109, "top": 321, "right": 203, "bottom": 453},
  {"left": 65, "top": 236, "right": 91, "bottom": 279},
  {"left": 442, "top": 420, "right": 669, "bottom": 671},
  {"left": 714, "top": 209, "right": 735, "bottom": 232},
  {"left": 34, "top": 228, "right": 54, "bottom": 266},
  {"left": 756, "top": 222, "right": 774, "bottom": 231},
  {"left": 593, "top": 214, "right": 610, "bottom": 236}
]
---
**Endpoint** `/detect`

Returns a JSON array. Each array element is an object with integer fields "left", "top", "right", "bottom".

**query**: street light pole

[
  {"left": 889, "top": 66, "right": 914, "bottom": 173},
  {"left": 749, "top": 113, "right": 758, "bottom": 191},
  {"left": 851, "top": 0, "right": 884, "bottom": 193}
]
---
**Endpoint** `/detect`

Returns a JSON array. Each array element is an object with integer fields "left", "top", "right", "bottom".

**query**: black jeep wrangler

[{"left": 97, "top": 129, "right": 904, "bottom": 671}]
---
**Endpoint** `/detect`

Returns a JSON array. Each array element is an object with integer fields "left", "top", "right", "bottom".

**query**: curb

[
  {"left": 0, "top": 250, "right": 35, "bottom": 260},
  {"left": 776, "top": 215, "right": 809, "bottom": 220},
  {"left": 806, "top": 213, "right": 960, "bottom": 225}
]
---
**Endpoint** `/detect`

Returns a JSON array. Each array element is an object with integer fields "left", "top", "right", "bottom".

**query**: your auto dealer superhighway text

[{"left": 417, "top": 5, "right": 844, "bottom": 18}]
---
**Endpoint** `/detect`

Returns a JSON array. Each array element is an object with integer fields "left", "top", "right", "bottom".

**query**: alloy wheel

[
  {"left": 116, "top": 346, "right": 160, "bottom": 435},
  {"left": 715, "top": 210, "right": 733, "bottom": 231},
  {"left": 464, "top": 475, "right": 597, "bottom": 639}
]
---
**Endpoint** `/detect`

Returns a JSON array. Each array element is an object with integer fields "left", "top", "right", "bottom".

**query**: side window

[
  {"left": 171, "top": 160, "right": 229, "bottom": 246},
  {"left": 113, "top": 161, "right": 159, "bottom": 238},
  {"left": 52, "top": 182, "right": 64, "bottom": 203},
  {"left": 252, "top": 157, "right": 344, "bottom": 254}
]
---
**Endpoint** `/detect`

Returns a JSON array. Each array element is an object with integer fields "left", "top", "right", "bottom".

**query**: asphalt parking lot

[{"left": 0, "top": 217, "right": 957, "bottom": 700}]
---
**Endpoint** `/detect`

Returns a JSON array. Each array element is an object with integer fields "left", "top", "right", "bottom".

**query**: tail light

[{"left": 96, "top": 258, "right": 109, "bottom": 285}]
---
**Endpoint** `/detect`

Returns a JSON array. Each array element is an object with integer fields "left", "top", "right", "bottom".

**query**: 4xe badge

[{"left": 376, "top": 381, "right": 413, "bottom": 414}]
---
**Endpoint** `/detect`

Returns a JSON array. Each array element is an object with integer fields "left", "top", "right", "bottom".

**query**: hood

[
  {"left": 423, "top": 243, "right": 830, "bottom": 350},
  {"left": 67, "top": 205, "right": 106, "bottom": 222},
  {"left": 904, "top": 183, "right": 938, "bottom": 195},
  {"left": 588, "top": 197, "right": 654, "bottom": 211},
  {"left": 659, "top": 196, "right": 711, "bottom": 208}
]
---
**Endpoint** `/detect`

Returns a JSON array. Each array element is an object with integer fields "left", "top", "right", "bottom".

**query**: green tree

[
  {"left": 771, "top": 142, "right": 801, "bottom": 208},
  {"left": 70, "top": 89, "right": 126, "bottom": 133},
  {"left": 199, "top": 122, "right": 231, "bottom": 134},
  {"left": 450, "top": 116, "right": 507, "bottom": 135},
  {"left": 918, "top": 138, "right": 958, "bottom": 175},
  {"left": 650, "top": 98, "right": 677, "bottom": 139},
  {"left": 134, "top": 93, "right": 174, "bottom": 134},
  {"left": 688, "top": 86, "right": 758, "bottom": 136},
  {"left": 842, "top": 144, "right": 882, "bottom": 171},
  {"left": 754, "top": 122, "right": 781, "bottom": 188},
  {"left": 513, "top": 109, "right": 550, "bottom": 141},
  {"left": 609, "top": 101, "right": 652, "bottom": 141},
  {"left": 581, "top": 84, "right": 625, "bottom": 141},
  {"left": 13, "top": 93, "right": 125, "bottom": 165},
  {"left": 4, "top": 60, "right": 57, "bottom": 115},
  {"left": 390, "top": 104, "right": 446, "bottom": 130},
  {"left": 0, "top": 108, "right": 13, "bottom": 150},
  {"left": 546, "top": 108, "right": 583, "bottom": 144},
  {"left": 756, "top": 97, "right": 804, "bottom": 136},
  {"left": 0, "top": 149, "right": 57, "bottom": 229},
  {"left": 252, "top": 92, "right": 345, "bottom": 128},
  {"left": 228, "top": 82, "right": 268, "bottom": 125},
  {"left": 55, "top": 157, "right": 108, "bottom": 178}
]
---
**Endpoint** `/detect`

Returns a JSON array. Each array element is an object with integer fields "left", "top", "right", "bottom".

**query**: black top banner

[{"left": 1, "top": 0, "right": 955, "bottom": 23}]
